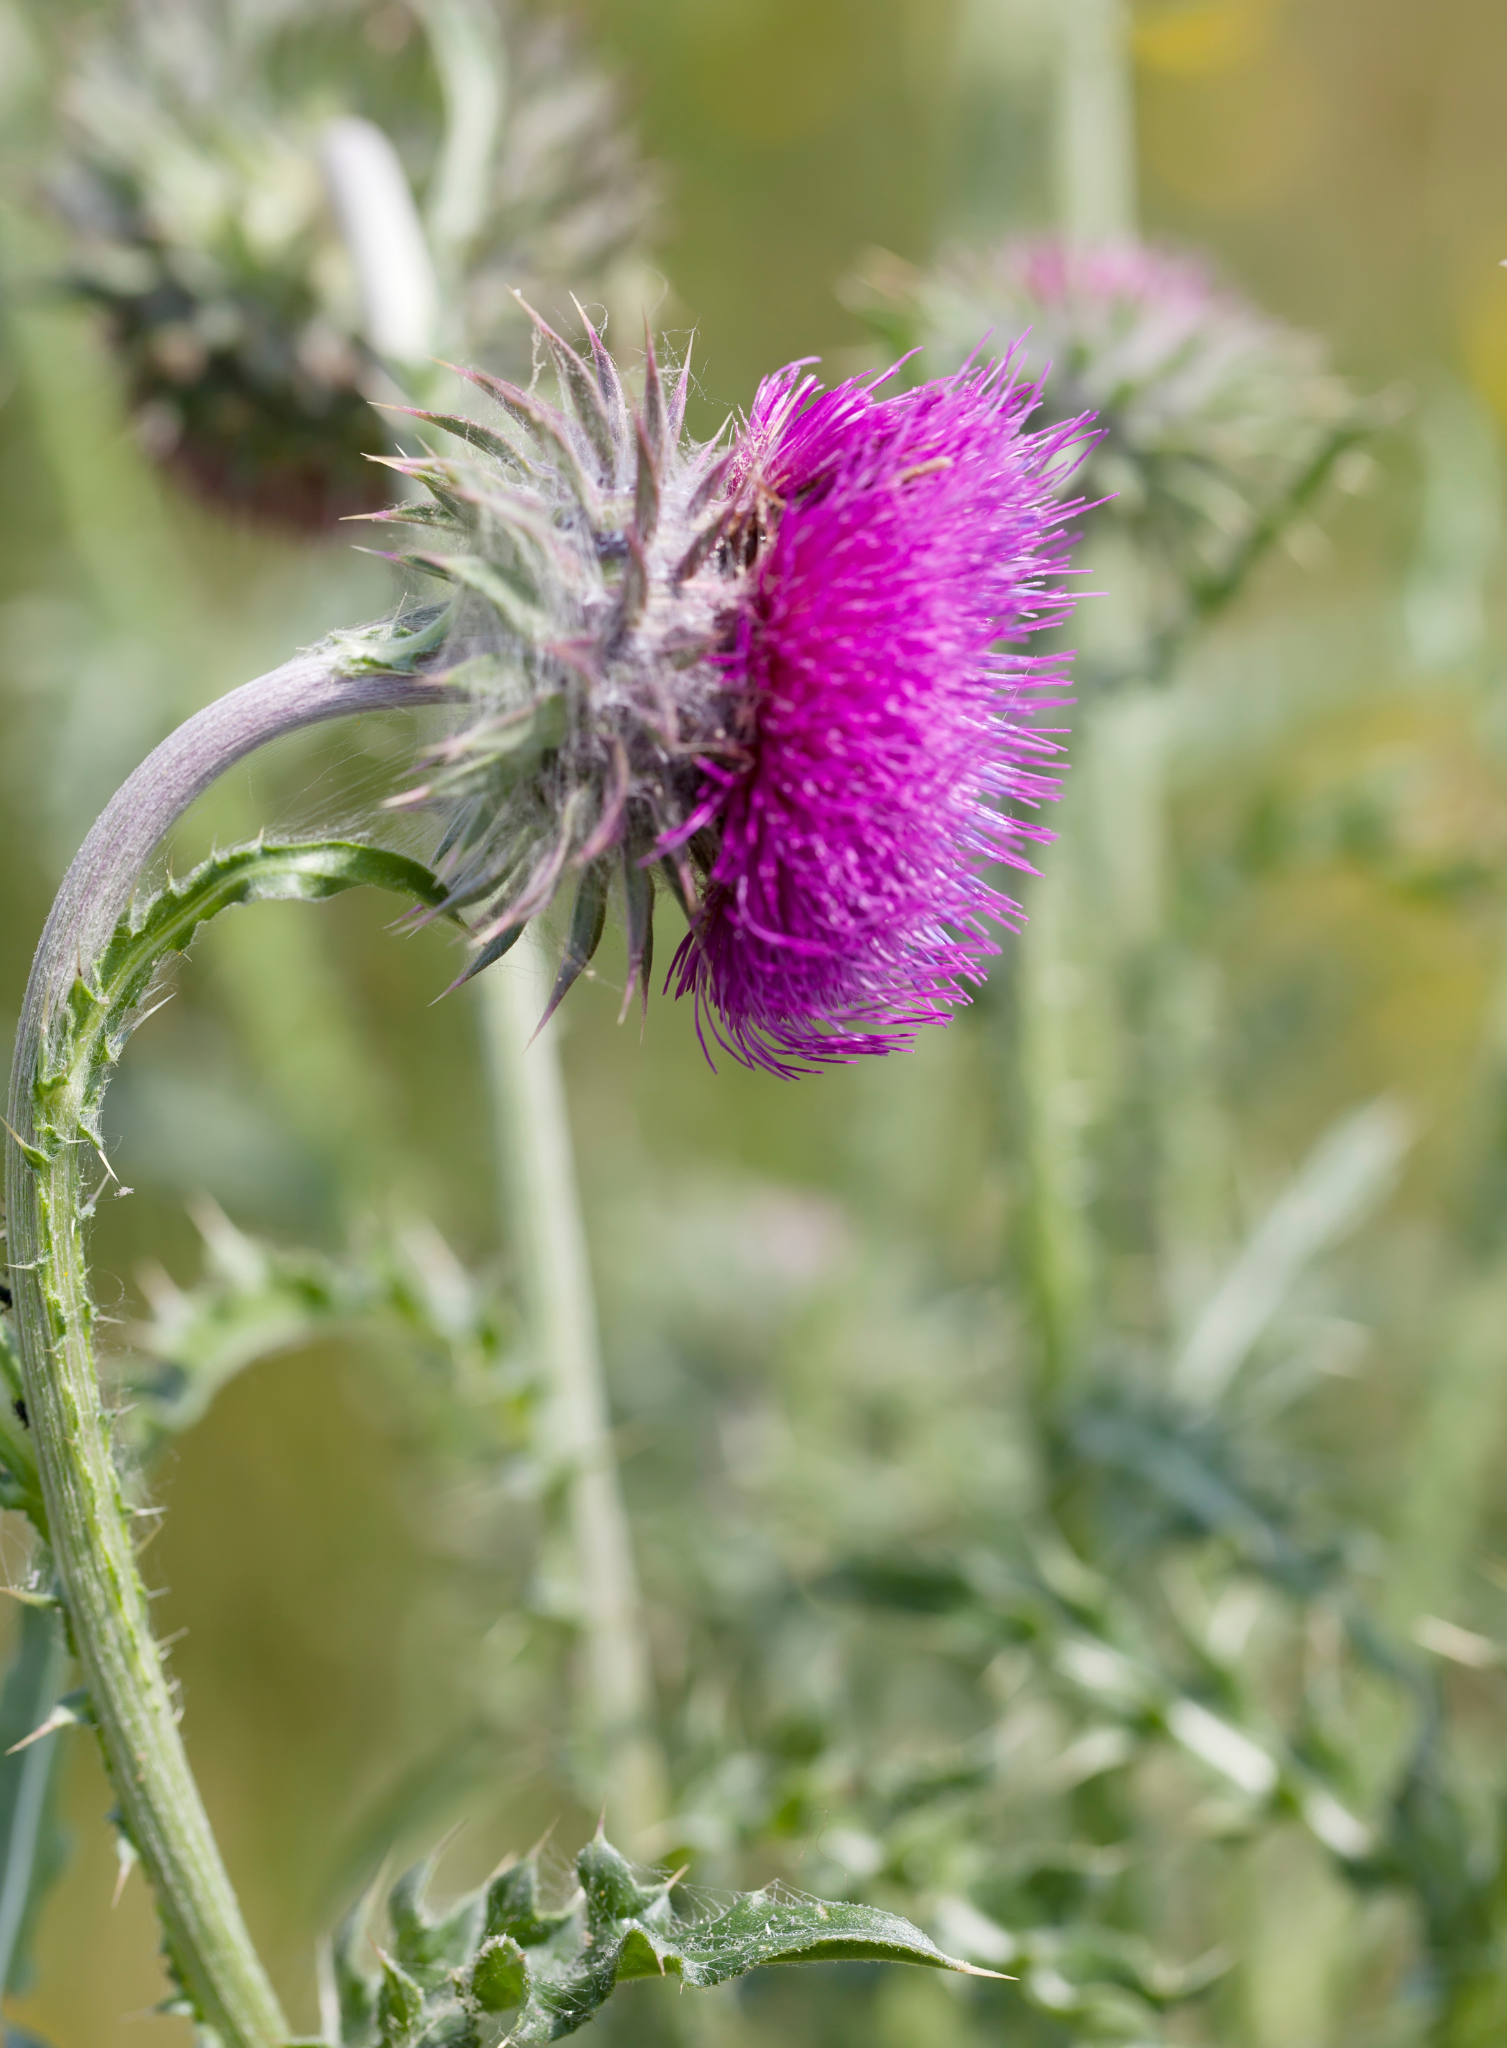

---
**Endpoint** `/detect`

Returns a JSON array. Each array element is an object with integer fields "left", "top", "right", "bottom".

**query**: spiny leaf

[
  {"left": 333, "top": 1831, "right": 998, "bottom": 2046},
  {"left": 331, "top": 1876, "right": 382, "bottom": 2045},
  {"left": 469, "top": 1933, "right": 527, "bottom": 2013},
  {"left": 327, "top": 605, "right": 453, "bottom": 676},
  {"left": 47, "top": 840, "right": 453, "bottom": 1151},
  {"left": 482, "top": 1859, "right": 576, "bottom": 1949},
  {"left": 127, "top": 1208, "right": 522, "bottom": 1461},
  {"left": 360, "top": 502, "right": 458, "bottom": 533},
  {"left": 672, "top": 514, "right": 725, "bottom": 589},
  {"left": 384, "top": 408, "right": 524, "bottom": 470},
  {"left": 388, "top": 1851, "right": 485, "bottom": 1983},
  {"left": 84, "top": 842, "right": 450, "bottom": 1038},
  {"left": 449, "top": 365, "right": 600, "bottom": 517},
  {"left": 666, "top": 331, "right": 692, "bottom": 444},
  {"left": 19, "top": 841, "right": 463, "bottom": 1514},
  {"left": 658, "top": 854, "right": 696, "bottom": 922},
  {"left": 426, "top": 695, "right": 570, "bottom": 794},
  {"left": 576, "top": 743, "right": 631, "bottom": 866},
  {"left": 375, "top": 1950, "right": 424, "bottom": 2043},
  {"left": 448, "top": 922, "right": 528, "bottom": 991}
]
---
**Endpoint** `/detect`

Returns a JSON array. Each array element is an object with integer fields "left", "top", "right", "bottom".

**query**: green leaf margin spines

[
  {"left": 7, "top": 839, "right": 457, "bottom": 1538},
  {"left": 31, "top": 840, "right": 454, "bottom": 1185},
  {"left": 330, "top": 1829, "right": 1000, "bottom": 2047}
]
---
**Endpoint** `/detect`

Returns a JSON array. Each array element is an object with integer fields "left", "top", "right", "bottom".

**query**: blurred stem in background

[
  {"left": 1015, "top": 0, "right": 1140, "bottom": 1403},
  {"left": 295, "top": 41, "right": 670, "bottom": 1837},
  {"left": 1017, "top": 835, "right": 1097, "bottom": 1397},
  {"left": 1054, "top": 0, "right": 1136, "bottom": 241},
  {"left": 478, "top": 940, "right": 668, "bottom": 1843}
]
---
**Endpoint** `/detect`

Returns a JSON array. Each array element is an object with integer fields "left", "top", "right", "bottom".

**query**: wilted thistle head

[
  {"left": 384, "top": 311, "right": 1093, "bottom": 1073},
  {"left": 50, "top": 0, "right": 657, "bottom": 529},
  {"left": 847, "top": 237, "right": 1370, "bottom": 625}
]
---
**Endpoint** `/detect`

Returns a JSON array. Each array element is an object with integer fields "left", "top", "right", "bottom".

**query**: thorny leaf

[
  {"left": 125, "top": 1204, "right": 525, "bottom": 1466},
  {"left": 534, "top": 863, "right": 610, "bottom": 1034},
  {"left": 330, "top": 1831, "right": 998, "bottom": 2046},
  {"left": 824, "top": 1533, "right": 1372, "bottom": 1861},
  {"left": 30, "top": 839, "right": 452, "bottom": 1188},
  {"left": 6, "top": 839, "right": 464, "bottom": 1538}
]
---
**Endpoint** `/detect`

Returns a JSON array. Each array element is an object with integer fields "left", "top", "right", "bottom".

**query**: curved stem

[
  {"left": 477, "top": 936, "right": 668, "bottom": 1844},
  {"left": 4, "top": 643, "right": 450, "bottom": 2048}
]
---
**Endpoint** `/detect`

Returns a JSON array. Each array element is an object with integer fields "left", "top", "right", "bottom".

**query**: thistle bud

[
  {"left": 49, "top": 0, "right": 658, "bottom": 530},
  {"left": 847, "top": 237, "right": 1370, "bottom": 631},
  {"left": 386, "top": 310, "right": 1095, "bottom": 1072}
]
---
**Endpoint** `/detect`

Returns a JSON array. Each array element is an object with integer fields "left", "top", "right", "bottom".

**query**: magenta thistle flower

[
  {"left": 667, "top": 361, "right": 1090, "bottom": 1073},
  {"left": 381, "top": 314, "right": 1093, "bottom": 1070}
]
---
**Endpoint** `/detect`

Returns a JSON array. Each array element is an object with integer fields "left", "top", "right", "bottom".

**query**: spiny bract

[{"left": 383, "top": 309, "right": 1094, "bottom": 1070}]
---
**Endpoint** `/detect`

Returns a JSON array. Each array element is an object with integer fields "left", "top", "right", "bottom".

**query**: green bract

[{"left": 381, "top": 313, "right": 741, "bottom": 1017}]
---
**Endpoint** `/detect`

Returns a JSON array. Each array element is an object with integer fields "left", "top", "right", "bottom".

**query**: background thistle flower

[
  {"left": 387, "top": 316, "right": 1093, "bottom": 1066},
  {"left": 847, "top": 237, "right": 1374, "bottom": 665},
  {"left": 49, "top": 0, "right": 658, "bottom": 529}
]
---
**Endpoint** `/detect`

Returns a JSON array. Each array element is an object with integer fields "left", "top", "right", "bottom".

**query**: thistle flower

[
  {"left": 385, "top": 313, "right": 1093, "bottom": 1071},
  {"left": 847, "top": 237, "right": 1370, "bottom": 637},
  {"left": 50, "top": 0, "right": 657, "bottom": 529}
]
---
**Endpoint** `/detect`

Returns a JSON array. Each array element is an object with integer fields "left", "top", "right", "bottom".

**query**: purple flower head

[
  {"left": 382, "top": 312, "right": 1093, "bottom": 1068},
  {"left": 668, "top": 358, "right": 1092, "bottom": 1073}
]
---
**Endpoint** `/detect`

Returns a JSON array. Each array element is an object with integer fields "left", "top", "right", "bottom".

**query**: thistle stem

[
  {"left": 477, "top": 937, "right": 668, "bottom": 1843},
  {"left": 1054, "top": 0, "right": 1138, "bottom": 243},
  {"left": 1016, "top": 0, "right": 1140, "bottom": 1385},
  {"left": 3, "top": 647, "right": 449, "bottom": 2048}
]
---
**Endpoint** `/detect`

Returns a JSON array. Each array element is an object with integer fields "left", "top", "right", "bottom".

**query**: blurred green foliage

[{"left": 3, "top": 2, "right": 1507, "bottom": 2046}]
